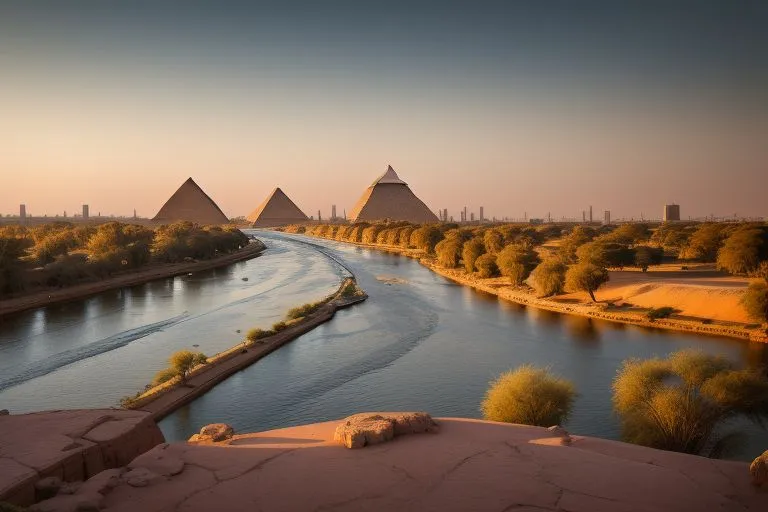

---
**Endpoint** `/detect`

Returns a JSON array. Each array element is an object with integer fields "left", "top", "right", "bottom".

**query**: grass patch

[{"left": 646, "top": 306, "right": 676, "bottom": 321}]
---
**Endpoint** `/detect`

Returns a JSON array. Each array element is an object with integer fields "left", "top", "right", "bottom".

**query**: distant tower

[
  {"left": 331, "top": 204, "right": 337, "bottom": 220},
  {"left": 318, "top": 210, "right": 322, "bottom": 222},
  {"left": 582, "top": 211, "right": 586, "bottom": 223},
  {"left": 133, "top": 209, "right": 137, "bottom": 219},
  {"left": 82, "top": 204, "right": 89, "bottom": 219},
  {"left": 63, "top": 211, "right": 67, "bottom": 218},
  {"left": 604, "top": 210, "right": 611, "bottom": 225},
  {"left": 443, "top": 208, "right": 448, "bottom": 222},
  {"left": 470, "top": 212, "right": 475, "bottom": 222},
  {"left": 479, "top": 206, "right": 484, "bottom": 222},
  {"left": 663, "top": 204, "right": 680, "bottom": 222},
  {"left": 589, "top": 206, "right": 593, "bottom": 223},
  {"left": 463, "top": 206, "right": 467, "bottom": 223},
  {"left": 19, "top": 204, "right": 26, "bottom": 222}
]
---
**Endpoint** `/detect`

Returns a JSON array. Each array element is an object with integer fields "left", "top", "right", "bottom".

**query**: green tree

[
  {"left": 603, "top": 223, "right": 650, "bottom": 245},
  {"left": 576, "top": 241, "right": 634, "bottom": 268},
  {"left": 410, "top": 226, "right": 443, "bottom": 254},
  {"left": 717, "top": 228, "right": 766, "bottom": 275},
  {"left": 496, "top": 243, "right": 540, "bottom": 285},
  {"left": 530, "top": 258, "right": 568, "bottom": 297},
  {"left": 481, "top": 365, "right": 576, "bottom": 427},
  {"left": 462, "top": 237, "right": 486, "bottom": 272},
  {"left": 435, "top": 237, "right": 464, "bottom": 268},
  {"left": 168, "top": 350, "right": 208, "bottom": 384},
  {"left": 565, "top": 261, "right": 609, "bottom": 302},
  {"left": 559, "top": 226, "right": 595, "bottom": 262},
  {"left": 483, "top": 229, "right": 504, "bottom": 254},
  {"left": 475, "top": 253, "right": 499, "bottom": 278},
  {"left": 741, "top": 282, "right": 768, "bottom": 326},
  {"left": 680, "top": 223, "right": 730, "bottom": 262},
  {"left": 613, "top": 350, "right": 768, "bottom": 457},
  {"left": 633, "top": 245, "right": 663, "bottom": 272}
]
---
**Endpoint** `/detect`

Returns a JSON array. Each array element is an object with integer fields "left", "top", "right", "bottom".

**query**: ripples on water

[{"left": 1, "top": 231, "right": 766, "bottom": 460}]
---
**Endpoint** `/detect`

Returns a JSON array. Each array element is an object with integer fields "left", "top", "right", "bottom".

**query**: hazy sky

[{"left": 1, "top": 1, "right": 766, "bottom": 220}]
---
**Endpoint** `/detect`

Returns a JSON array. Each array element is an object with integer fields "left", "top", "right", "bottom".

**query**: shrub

[
  {"left": 462, "top": 237, "right": 486, "bottom": 272},
  {"left": 340, "top": 281, "right": 358, "bottom": 298},
  {"left": 481, "top": 365, "right": 576, "bottom": 426},
  {"left": 475, "top": 253, "right": 499, "bottom": 278},
  {"left": 152, "top": 367, "right": 178, "bottom": 386},
  {"left": 483, "top": 229, "right": 504, "bottom": 254},
  {"left": 741, "top": 282, "right": 768, "bottom": 325},
  {"left": 530, "top": 258, "right": 567, "bottom": 297},
  {"left": 633, "top": 246, "right": 663, "bottom": 272},
  {"left": 410, "top": 226, "right": 443, "bottom": 254},
  {"left": 287, "top": 302, "right": 322, "bottom": 320},
  {"left": 680, "top": 223, "right": 730, "bottom": 262},
  {"left": 565, "top": 262, "right": 609, "bottom": 302},
  {"left": 246, "top": 328, "right": 271, "bottom": 342},
  {"left": 646, "top": 306, "right": 676, "bottom": 321},
  {"left": 496, "top": 243, "right": 540, "bottom": 285},
  {"left": 613, "top": 350, "right": 768, "bottom": 456},
  {"left": 717, "top": 227, "right": 767, "bottom": 275},
  {"left": 272, "top": 321, "right": 288, "bottom": 332},
  {"left": 159, "top": 350, "right": 208, "bottom": 385}
]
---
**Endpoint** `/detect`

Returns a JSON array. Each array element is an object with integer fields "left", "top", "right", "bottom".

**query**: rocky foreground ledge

[{"left": 12, "top": 412, "right": 766, "bottom": 512}]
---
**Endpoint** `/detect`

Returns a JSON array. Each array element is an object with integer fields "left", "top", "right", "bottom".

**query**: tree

[
  {"left": 168, "top": 350, "right": 207, "bottom": 384},
  {"left": 603, "top": 223, "right": 650, "bottom": 245},
  {"left": 576, "top": 241, "right": 634, "bottom": 268},
  {"left": 530, "top": 258, "right": 568, "bottom": 297},
  {"left": 398, "top": 226, "right": 415, "bottom": 248},
  {"left": 475, "top": 253, "right": 499, "bottom": 278},
  {"left": 496, "top": 243, "right": 540, "bottom": 285},
  {"left": 565, "top": 262, "right": 609, "bottom": 302},
  {"left": 559, "top": 226, "right": 595, "bottom": 262},
  {"left": 435, "top": 237, "right": 464, "bottom": 268},
  {"left": 410, "top": 226, "right": 443, "bottom": 254},
  {"left": 483, "top": 229, "right": 504, "bottom": 254},
  {"left": 741, "top": 282, "right": 768, "bottom": 326},
  {"left": 481, "top": 365, "right": 576, "bottom": 427},
  {"left": 679, "top": 223, "right": 730, "bottom": 262},
  {"left": 633, "top": 246, "right": 663, "bottom": 272},
  {"left": 613, "top": 350, "right": 768, "bottom": 457},
  {"left": 717, "top": 228, "right": 766, "bottom": 275},
  {"left": 462, "top": 237, "right": 486, "bottom": 272}
]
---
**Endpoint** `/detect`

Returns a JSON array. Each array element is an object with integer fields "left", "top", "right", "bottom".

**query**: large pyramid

[
  {"left": 247, "top": 187, "right": 309, "bottom": 227},
  {"left": 152, "top": 178, "right": 229, "bottom": 225},
  {"left": 348, "top": 166, "right": 438, "bottom": 223}
]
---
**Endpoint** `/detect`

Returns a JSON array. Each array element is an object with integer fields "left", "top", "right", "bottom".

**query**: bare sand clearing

[{"left": 593, "top": 270, "right": 752, "bottom": 324}]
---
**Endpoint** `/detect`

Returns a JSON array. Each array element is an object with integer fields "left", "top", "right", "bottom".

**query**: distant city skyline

[{"left": 2, "top": 1, "right": 766, "bottom": 220}]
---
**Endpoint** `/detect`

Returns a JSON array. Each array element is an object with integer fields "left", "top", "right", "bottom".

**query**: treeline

[
  {"left": 287, "top": 220, "right": 768, "bottom": 323},
  {"left": 0, "top": 221, "right": 249, "bottom": 297}
]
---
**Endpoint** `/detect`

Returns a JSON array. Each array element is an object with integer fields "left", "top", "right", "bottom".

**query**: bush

[
  {"left": 340, "top": 281, "right": 358, "bottom": 298},
  {"left": 741, "top": 282, "right": 768, "bottom": 325},
  {"left": 565, "top": 262, "right": 609, "bottom": 302},
  {"left": 483, "top": 229, "right": 504, "bottom": 254},
  {"left": 287, "top": 302, "right": 322, "bottom": 320},
  {"left": 410, "top": 225, "right": 443, "bottom": 254},
  {"left": 481, "top": 365, "right": 576, "bottom": 426},
  {"left": 496, "top": 243, "right": 540, "bottom": 285},
  {"left": 462, "top": 237, "right": 486, "bottom": 272},
  {"left": 246, "top": 328, "right": 271, "bottom": 342},
  {"left": 717, "top": 227, "right": 767, "bottom": 275},
  {"left": 475, "top": 253, "right": 499, "bottom": 278},
  {"left": 272, "top": 321, "right": 288, "bottom": 332},
  {"left": 646, "top": 306, "right": 676, "bottom": 321},
  {"left": 530, "top": 258, "right": 567, "bottom": 297},
  {"left": 633, "top": 246, "right": 663, "bottom": 272},
  {"left": 152, "top": 367, "right": 178, "bottom": 386},
  {"left": 613, "top": 350, "right": 768, "bottom": 456},
  {"left": 168, "top": 350, "right": 207, "bottom": 383}
]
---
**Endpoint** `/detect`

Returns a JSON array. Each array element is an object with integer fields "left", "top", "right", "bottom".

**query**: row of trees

[
  {"left": 482, "top": 350, "right": 768, "bottom": 458},
  {"left": 294, "top": 220, "right": 768, "bottom": 324},
  {"left": 0, "top": 221, "right": 249, "bottom": 297}
]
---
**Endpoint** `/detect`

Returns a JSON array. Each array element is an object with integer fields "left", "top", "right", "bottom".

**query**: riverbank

[
  {"left": 123, "top": 278, "right": 367, "bottom": 421},
  {"left": 0, "top": 240, "right": 267, "bottom": 318},
  {"left": 305, "top": 235, "right": 767, "bottom": 343}
]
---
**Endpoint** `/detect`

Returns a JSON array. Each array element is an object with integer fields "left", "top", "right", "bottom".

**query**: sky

[{"left": 1, "top": 0, "right": 767, "bottom": 221}]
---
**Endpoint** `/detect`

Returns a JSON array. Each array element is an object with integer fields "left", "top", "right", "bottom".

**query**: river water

[{"left": 1, "top": 231, "right": 766, "bottom": 459}]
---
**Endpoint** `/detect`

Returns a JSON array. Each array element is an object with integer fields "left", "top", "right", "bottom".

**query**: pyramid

[
  {"left": 152, "top": 178, "right": 229, "bottom": 225},
  {"left": 348, "top": 166, "right": 438, "bottom": 223},
  {"left": 247, "top": 187, "right": 309, "bottom": 227}
]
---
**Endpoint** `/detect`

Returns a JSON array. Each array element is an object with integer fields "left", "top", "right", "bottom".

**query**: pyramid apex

[{"left": 374, "top": 165, "right": 407, "bottom": 186}]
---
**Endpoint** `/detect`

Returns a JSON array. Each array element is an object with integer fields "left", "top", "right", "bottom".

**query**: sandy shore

[
  {"left": 0, "top": 240, "right": 267, "bottom": 318},
  {"left": 306, "top": 235, "right": 767, "bottom": 343},
  {"left": 125, "top": 279, "right": 368, "bottom": 420}
]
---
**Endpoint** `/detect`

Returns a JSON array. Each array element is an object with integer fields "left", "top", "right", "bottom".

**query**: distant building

[
  {"left": 331, "top": 204, "right": 337, "bottom": 220},
  {"left": 479, "top": 206, "right": 484, "bottom": 222},
  {"left": 604, "top": 210, "right": 611, "bottom": 225},
  {"left": 82, "top": 204, "right": 89, "bottom": 219},
  {"left": 443, "top": 208, "right": 448, "bottom": 222},
  {"left": 470, "top": 212, "right": 475, "bottom": 222},
  {"left": 529, "top": 218, "right": 543, "bottom": 225},
  {"left": 19, "top": 204, "right": 26, "bottom": 221},
  {"left": 663, "top": 204, "right": 681, "bottom": 222}
]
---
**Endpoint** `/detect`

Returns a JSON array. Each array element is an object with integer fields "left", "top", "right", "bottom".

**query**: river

[{"left": 1, "top": 231, "right": 766, "bottom": 460}]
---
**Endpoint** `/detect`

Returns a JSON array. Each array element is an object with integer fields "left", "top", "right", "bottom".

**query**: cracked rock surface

[
  {"left": 0, "top": 409, "right": 165, "bottom": 506},
  {"left": 59, "top": 416, "right": 766, "bottom": 511}
]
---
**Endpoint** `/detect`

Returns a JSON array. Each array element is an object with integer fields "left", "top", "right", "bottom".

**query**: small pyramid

[
  {"left": 349, "top": 165, "right": 438, "bottom": 223},
  {"left": 152, "top": 178, "right": 229, "bottom": 225},
  {"left": 247, "top": 188, "right": 309, "bottom": 227}
]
